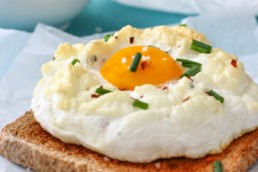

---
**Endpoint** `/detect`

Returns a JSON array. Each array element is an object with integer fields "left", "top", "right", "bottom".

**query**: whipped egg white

[{"left": 31, "top": 25, "right": 258, "bottom": 163}]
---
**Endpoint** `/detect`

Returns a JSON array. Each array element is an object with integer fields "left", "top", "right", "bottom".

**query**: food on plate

[{"left": 1, "top": 25, "right": 258, "bottom": 171}]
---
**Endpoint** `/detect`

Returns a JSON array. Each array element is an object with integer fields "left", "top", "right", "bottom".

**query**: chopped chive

[
  {"left": 71, "top": 58, "right": 80, "bottom": 65},
  {"left": 176, "top": 58, "right": 202, "bottom": 78},
  {"left": 133, "top": 99, "right": 149, "bottom": 110},
  {"left": 213, "top": 160, "right": 223, "bottom": 172},
  {"left": 95, "top": 87, "right": 112, "bottom": 95},
  {"left": 179, "top": 24, "right": 187, "bottom": 27},
  {"left": 104, "top": 34, "right": 113, "bottom": 42},
  {"left": 129, "top": 52, "right": 142, "bottom": 72},
  {"left": 207, "top": 90, "right": 224, "bottom": 103},
  {"left": 191, "top": 40, "right": 212, "bottom": 54},
  {"left": 176, "top": 58, "right": 201, "bottom": 68},
  {"left": 52, "top": 56, "right": 56, "bottom": 61},
  {"left": 181, "top": 65, "right": 201, "bottom": 78}
]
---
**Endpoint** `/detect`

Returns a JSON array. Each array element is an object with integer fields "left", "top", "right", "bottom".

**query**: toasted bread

[{"left": 0, "top": 111, "right": 258, "bottom": 172}]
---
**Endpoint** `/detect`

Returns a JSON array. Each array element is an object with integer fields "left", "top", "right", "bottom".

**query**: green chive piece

[
  {"left": 71, "top": 58, "right": 80, "bottom": 65},
  {"left": 104, "top": 34, "right": 113, "bottom": 42},
  {"left": 133, "top": 99, "right": 149, "bottom": 110},
  {"left": 179, "top": 24, "right": 187, "bottom": 27},
  {"left": 191, "top": 40, "right": 212, "bottom": 54},
  {"left": 95, "top": 87, "right": 112, "bottom": 95},
  {"left": 207, "top": 90, "right": 224, "bottom": 103},
  {"left": 213, "top": 160, "right": 223, "bottom": 172},
  {"left": 129, "top": 52, "right": 142, "bottom": 72},
  {"left": 181, "top": 65, "right": 201, "bottom": 78},
  {"left": 176, "top": 58, "right": 202, "bottom": 78},
  {"left": 176, "top": 58, "right": 201, "bottom": 68}
]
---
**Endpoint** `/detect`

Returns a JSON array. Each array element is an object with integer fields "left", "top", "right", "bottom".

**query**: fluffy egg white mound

[{"left": 31, "top": 25, "right": 258, "bottom": 163}]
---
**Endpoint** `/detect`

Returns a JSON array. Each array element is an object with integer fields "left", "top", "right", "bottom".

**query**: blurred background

[
  {"left": 64, "top": 0, "right": 188, "bottom": 36},
  {"left": 1, "top": 0, "right": 258, "bottom": 36},
  {"left": 0, "top": 0, "right": 189, "bottom": 36}
]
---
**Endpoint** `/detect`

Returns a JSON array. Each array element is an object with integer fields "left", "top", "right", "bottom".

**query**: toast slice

[{"left": 0, "top": 111, "right": 258, "bottom": 172}]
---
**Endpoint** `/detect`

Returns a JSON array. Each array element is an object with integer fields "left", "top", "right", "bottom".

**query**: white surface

[
  {"left": 0, "top": 28, "right": 30, "bottom": 78},
  {"left": 1, "top": 2, "right": 258, "bottom": 170}
]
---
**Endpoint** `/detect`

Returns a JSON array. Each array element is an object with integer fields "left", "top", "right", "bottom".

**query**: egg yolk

[{"left": 100, "top": 46, "right": 183, "bottom": 90}]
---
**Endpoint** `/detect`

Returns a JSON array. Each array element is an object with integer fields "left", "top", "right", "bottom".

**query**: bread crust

[{"left": 1, "top": 111, "right": 258, "bottom": 172}]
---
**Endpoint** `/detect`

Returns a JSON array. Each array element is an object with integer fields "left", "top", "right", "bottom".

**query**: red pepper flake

[
  {"left": 140, "top": 60, "right": 151, "bottom": 70},
  {"left": 161, "top": 86, "right": 168, "bottom": 90},
  {"left": 119, "top": 87, "right": 127, "bottom": 91},
  {"left": 91, "top": 94, "right": 100, "bottom": 98},
  {"left": 205, "top": 156, "right": 217, "bottom": 163},
  {"left": 187, "top": 76, "right": 193, "bottom": 82},
  {"left": 231, "top": 59, "right": 237, "bottom": 68},
  {"left": 130, "top": 37, "right": 134, "bottom": 44},
  {"left": 183, "top": 96, "right": 191, "bottom": 102}
]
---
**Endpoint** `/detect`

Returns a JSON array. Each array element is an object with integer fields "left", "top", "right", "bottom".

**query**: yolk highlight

[{"left": 100, "top": 46, "right": 183, "bottom": 90}]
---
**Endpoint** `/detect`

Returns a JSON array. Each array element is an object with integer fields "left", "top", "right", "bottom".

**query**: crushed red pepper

[
  {"left": 91, "top": 94, "right": 100, "bottom": 98},
  {"left": 231, "top": 59, "right": 237, "bottom": 68},
  {"left": 205, "top": 156, "right": 217, "bottom": 163},
  {"left": 130, "top": 37, "right": 134, "bottom": 44},
  {"left": 187, "top": 76, "right": 193, "bottom": 82},
  {"left": 140, "top": 60, "right": 151, "bottom": 70},
  {"left": 183, "top": 96, "right": 191, "bottom": 102},
  {"left": 161, "top": 86, "right": 168, "bottom": 90}
]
